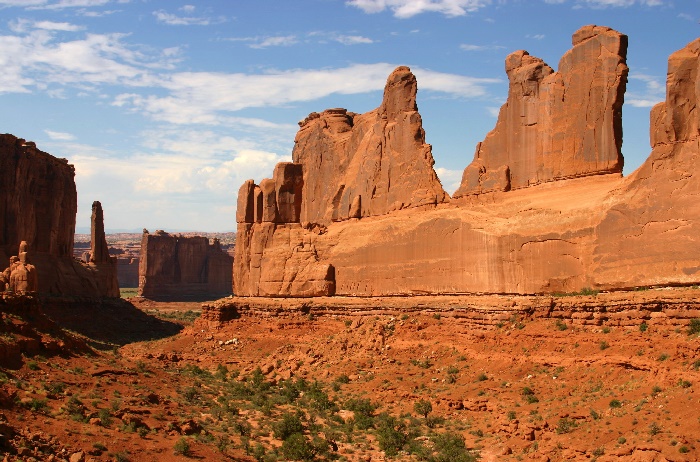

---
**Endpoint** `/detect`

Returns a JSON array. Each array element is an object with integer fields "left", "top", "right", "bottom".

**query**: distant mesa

[
  {"left": 138, "top": 229, "right": 233, "bottom": 300},
  {"left": 233, "top": 26, "right": 700, "bottom": 297}
]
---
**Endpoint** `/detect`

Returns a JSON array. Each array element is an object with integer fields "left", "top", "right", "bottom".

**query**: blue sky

[{"left": 0, "top": 0, "right": 697, "bottom": 232}]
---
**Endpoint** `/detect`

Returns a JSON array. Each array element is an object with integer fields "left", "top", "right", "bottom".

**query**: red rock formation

[
  {"left": 454, "top": 25, "right": 628, "bottom": 197},
  {"left": 138, "top": 230, "right": 233, "bottom": 300},
  {"left": 0, "top": 135, "right": 119, "bottom": 297},
  {"left": 233, "top": 30, "right": 700, "bottom": 297},
  {"left": 0, "top": 135, "right": 76, "bottom": 261},
  {"left": 85, "top": 201, "right": 119, "bottom": 297},
  {"left": 590, "top": 37, "right": 700, "bottom": 289},
  {"left": 234, "top": 66, "right": 451, "bottom": 297},
  {"left": 293, "top": 66, "right": 449, "bottom": 224}
]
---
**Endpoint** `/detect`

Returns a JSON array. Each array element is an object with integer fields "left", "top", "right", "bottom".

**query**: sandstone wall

[
  {"left": 454, "top": 25, "right": 628, "bottom": 197},
  {"left": 233, "top": 31, "right": 700, "bottom": 297},
  {"left": 139, "top": 230, "right": 233, "bottom": 300},
  {"left": 0, "top": 135, "right": 119, "bottom": 297}
]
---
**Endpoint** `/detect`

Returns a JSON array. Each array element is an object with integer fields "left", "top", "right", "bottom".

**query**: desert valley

[{"left": 1, "top": 24, "right": 699, "bottom": 462}]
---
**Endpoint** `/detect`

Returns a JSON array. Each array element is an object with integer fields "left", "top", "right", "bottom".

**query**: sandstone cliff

[
  {"left": 232, "top": 29, "right": 700, "bottom": 297},
  {"left": 138, "top": 230, "right": 233, "bottom": 300},
  {"left": 454, "top": 25, "right": 628, "bottom": 197},
  {"left": 234, "top": 66, "right": 448, "bottom": 297},
  {"left": 0, "top": 135, "right": 119, "bottom": 297},
  {"left": 293, "top": 66, "right": 449, "bottom": 224}
]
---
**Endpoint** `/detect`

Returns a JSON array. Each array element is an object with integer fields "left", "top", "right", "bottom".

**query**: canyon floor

[{"left": 0, "top": 289, "right": 699, "bottom": 462}]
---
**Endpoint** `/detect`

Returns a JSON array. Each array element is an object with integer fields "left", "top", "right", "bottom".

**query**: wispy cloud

[
  {"left": 526, "top": 34, "right": 545, "bottom": 40},
  {"left": 249, "top": 35, "right": 298, "bottom": 49},
  {"left": 34, "top": 20, "right": 84, "bottom": 31},
  {"left": 7, "top": 0, "right": 112, "bottom": 10},
  {"left": 229, "top": 32, "right": 375, "bottom": 48},
  {"left": 44, "top": 129, "right": 76, "bottom": 140},
  {"left": 566, "top": 0, "right": 663, "bottom": 7},
  {"left": 347, "top": 0, "right": 491, "bottom": 18},
  {"left": 113, "top": 64, "right": 499, "bottom": 125},
  {"left": 626, "top": 73, "right": 665, "bottom": 108},
  {"left": 152, "top": 5, "right": 226, "bottom": 26},
  {"left": 459, "top": 43, "right": 505, "bottom": 51}
]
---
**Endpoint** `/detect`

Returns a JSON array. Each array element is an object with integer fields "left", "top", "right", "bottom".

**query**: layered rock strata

[
  {"left": 454, "top": 25, "right": 628, "bottom": 197},
  {"left": 0, "top": 135, "right": 119, "bottom": 297},
  {"left": 234, "top": 30, "right": 700, "bottom": 297},
  {"left": 138, "top": 230, "right": 233, "bottom": 300},
  {"left": 201, "top": 290, "right": 700, "bottom": 329}
]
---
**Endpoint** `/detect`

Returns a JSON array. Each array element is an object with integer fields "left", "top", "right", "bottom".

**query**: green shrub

[
  {"left": 556, "top": 417, "right": 577, "bottom": 434},
  {"left": 688, "top": 318, "right": 700, "bottom": 335},
  {"left": 273, "top": 413, "right": 304, "bottom": 441},
  {"left": 609, "top": 399, "right": 622, "bottom": 408},
  {"left": 429, "top": 431, "right": 478, "bottom": 462},
  {"left": 639, "top": 322, "right": 648, "bottom": 332},
  {"left": 27, "top": 361, "right": 39, "bottom": 371},
  {"left": 476, "top": 373, "right": 488, "bottom": 382},
  {"left": 649, "top": 422, "right": 661, "bottom": 436},
  {"left": 599, "top": 341, "right": 610, "bottom": 350},
  {"left": 173, "top": 437, "right": 190, "bottom": 456},
  {"left": 282, "top": 433, "right": 316, "bottom": 461},
  {"left": 376, "top": 414, "right": 410, "bottom": 457},
  {"left": 414, "top": 399, "right": 432, "bottom": 419},
  {"left": 555, "top": 320, "right": 568, "bottom": 331}
]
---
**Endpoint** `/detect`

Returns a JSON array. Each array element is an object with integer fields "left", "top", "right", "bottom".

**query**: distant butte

[{"left": 233, "top": 26, "right": 700, "bottom": 297}]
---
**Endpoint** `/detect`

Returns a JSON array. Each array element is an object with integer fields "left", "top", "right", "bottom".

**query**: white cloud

[
  {"left": 486, "top": 106, "right": 500, "bottom": 117},
  {"left": 335, "top": 35, "right": 374, "bottom": 45},
  {"left": 347, "top": 0, "right": 491, "bottom": 18},
  {"left": 459, "top": 43, "right": 505, "bottom": 51},
  {"left": 153, "top": 9, "right": 225, "bottom": 26},
  {"left": 627, "top": 73, "right": 665, "bottom": 108},
  {"left": 52, "top": 132, "right": 291, "bottom": 230},
  {"left": 434, "top": 166, "right": 462, "bottom": 193},
  {"left": 526, "top": 34, "right": 545, "bottom": 40},
  {"left": 114, "top": 64, "right": 499, "bottom": 124},
  {"left": 677, "top": 13, "right": 694, "bottom": 21},
  {"left": 560, "top": 0, "right": 663, "bottom": 7},
  {"left": 0, "top": 29, "right": 179, "bottom": 94},
  {"left": 45, "top": 129, "right": 76, "bottom": 140},
  {"left": 27, "top": 0, "right": 110, "bottom": 10},
  {"left": 249, "top": 35, "right": 298, "bottom": 49},
  {"left": 33, "top": 20, "right": 84, "bottom": 31}
]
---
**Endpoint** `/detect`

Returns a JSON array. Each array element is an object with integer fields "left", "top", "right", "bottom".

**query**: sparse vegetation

[{"left": 688, "top": 318, "right": 700, "bottom": 335}]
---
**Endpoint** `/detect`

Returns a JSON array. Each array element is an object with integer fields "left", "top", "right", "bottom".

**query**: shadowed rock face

[
  {"left": 0, "top": 135, "right": 76, "bottom": 261},
  {"left": 233, "top": 30, "right": 700, "bottom": 297},
  {"left": 138, "top": 230, "right": 233, "bottom": 300},
  {"left": 454, "top": 25, "right": 628, "bottom": 197},
  {"left": 0, "top": 135, "right": 118, "bottom": 297}
]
